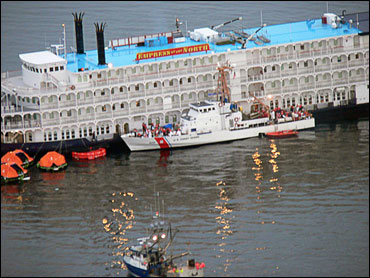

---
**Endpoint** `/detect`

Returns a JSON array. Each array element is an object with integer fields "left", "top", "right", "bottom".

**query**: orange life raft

[
  {"left": 37, "top": 151, "right": 68, "bottom": 171},
  {"left": 265, "top": 130, "right": 299, "bottom": 139},
  {"left": 72, "top": 147, "right": 106, "bottom": 160}
]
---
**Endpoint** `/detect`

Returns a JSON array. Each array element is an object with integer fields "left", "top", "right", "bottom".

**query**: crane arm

[{"left": 211, "top": 17, "right": 242, "bottom": 30}]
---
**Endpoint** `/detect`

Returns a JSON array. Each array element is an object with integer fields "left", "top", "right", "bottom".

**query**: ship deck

[{"left": 65, "top": 18, "right": 363, "bottom": 72}]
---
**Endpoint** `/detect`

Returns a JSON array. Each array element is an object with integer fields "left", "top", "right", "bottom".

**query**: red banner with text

[{"left": 136, "top": 44, "right": 210, "bottom": 61}]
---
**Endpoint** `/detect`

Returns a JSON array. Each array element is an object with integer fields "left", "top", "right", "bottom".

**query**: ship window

[
  {"left": 36, "top": 68, "right": 39, "bottom": 73},
  {"left": 154, "top": 82, "right": 158, "bottom": 88},
  {"left": 101, "top": 126, "right": 104, "bottom": 134},
  {"left": 55, "top": 66, "right": 59, "bottom": 71},
  {"left": 96, "top": 127, "right": 99, "bottom": 135},
  {"left": 50, "top": 67, "right": 53, "bottom": 72},
  {"left": 67, "top": 110, "right": 72, "bottom": 117},
  {"left": 136, "top": 101, "right": 140, "bottom": 107},
  {"left": 172, "top": 115, "right": 177, "bottom": 123},
  {"left": 28, "top": 133, "right": 33, "bottom": 142},
  {"left": 79, "top": 128, "right": 82, "bottom": 137},
  {"left": 89, "top": 127, "right": 92, "bottom": 136},
  {"left": 48, "top": 132, "right": 52, "bottom": 141},
  {"left": 98, "top": 73, "right": 102, "bottom": 78},
  {"left": 44, "top": 133, "right": 47, "bottom": 141},
  {"left": 60, "top": 66, "right": 64, "bottom": 71},
  {"left": 272, "top": 66, "right": 276, "bottom": 71},
  {"left": 106, "top": 126, "right": 109, "bottom": 133},
  {"left": 120, "top": 86, "right": 124, "bottom": 92},
  {"left": 121, "top": 103, "right": 124, "bottom": 109},
  {"left": 170, "top": 80, "right": 174, "bottom": 86},
  {"left": 84, "top": 128, "right": 87, "bottom": 137},
  {"left": 188, "top": 77, "right": 191, "bottom": 83},
  {"left": 300, "top": 45, "right": 304, "bottom": 50},
  {"left": 71, "top": 130, "right": 75, "bottom": 139},
  {"left": 135, "top": 85, "right": 139, "bottom": 91},
  {"left": 66, "top": 130, "right": 70, "bottom": 139},
  {"left": 102, "top": 106, "right": 106, "bottom": 112},
  {"left": 289, "top": 63, "right": 292, "bottom": 69},
  {"left": 165, "top": 115, "right": 169, "bottom": 123},
  {"left": 337, "top": 57, "right": 341, "bottom": 62},
  {"left": 179, "top": 79, "right": 183, "bottom": 85},
  {"left": 304, "top": 61, "right": 308, "bottom": 67},
  {"left": 44, "top": 68, "right": 47, "bottom": 73}
]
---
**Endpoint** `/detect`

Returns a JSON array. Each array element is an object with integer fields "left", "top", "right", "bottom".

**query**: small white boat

[{"left": 122, "top": 100, "right": 315, "bottom": 151}]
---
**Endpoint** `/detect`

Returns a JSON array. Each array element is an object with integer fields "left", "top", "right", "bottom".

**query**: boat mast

[{"left": 216, "top": 65, "right": 233, "bottom": 105}]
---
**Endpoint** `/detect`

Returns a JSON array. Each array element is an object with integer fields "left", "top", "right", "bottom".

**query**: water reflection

[
  {"left": 1, "top": 184, "right": 25, "bottom": 203},
  {"left": 215, "top": 180, "right": 234, "bottom": 273},
  {"left": 102, "top": 191, "right": 137, "bottom": 272},
  {"left": 157, "top": 150, "right": 172, "bottom": 167}
]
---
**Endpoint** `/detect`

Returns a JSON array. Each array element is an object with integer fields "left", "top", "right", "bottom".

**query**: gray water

[{"left": 1, "top": 1, "right": 369, "bottom": 277}]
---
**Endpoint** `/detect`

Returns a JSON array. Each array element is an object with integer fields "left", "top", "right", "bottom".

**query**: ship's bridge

[{"left": 19, "top": 50, "right": 68, "bottom": 89}]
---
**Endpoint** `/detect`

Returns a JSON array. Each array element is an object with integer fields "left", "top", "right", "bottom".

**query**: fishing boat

[
  {"left": 1, "top": 10, "right": 368, "bottom": 155},
  {"left": 37, "top": 151, "right": 68, "bottom": 171},
  {"left": 122, "top": 66, "right": 315, "bottom": 151},
  {"left": 123, "top": 194, "right": 205, "bottom": 277},
  {"left": 265, "top": 130, "right": 298, "bottom": 138},
  {"left": 1, "top": 149, "right": 34, "bottom": 168},
  {"left": 71, "top": 147, "right": 106, "bottom": 160},
  {"left": 1, "top": 162, "right": 30, "bottom": 184}
]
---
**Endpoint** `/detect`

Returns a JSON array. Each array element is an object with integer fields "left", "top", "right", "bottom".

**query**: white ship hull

[{"left": 122, "top": 118, "right": 315, "bottom": 151}]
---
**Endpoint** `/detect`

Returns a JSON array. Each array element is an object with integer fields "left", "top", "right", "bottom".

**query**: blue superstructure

[{"left": 65, "top": 18, "right": 362, "bottom": 73}]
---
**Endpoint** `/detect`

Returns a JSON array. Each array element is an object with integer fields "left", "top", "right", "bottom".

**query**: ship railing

[
  {"left": 264, "top": 88, "right": 281, "bottom": 95},
  {"left": 348, "top": 60, "right": 366, "bottom": 67},
  {"left": 94, "top": 96, "right": 111, "bottom": 104},
  {"left": 299, "top": 84, "right": 315, "bottom": 91},
  {"left": 40, "top": 103, "right": 59, "bottom": 110},
  {"left": 59, "top": 101, "right": 77, "bottom": 108},
  {"left": 316, "top": 81, "right": 332, "bottom": 88},
  {"left": 314, "top": 65, "right": 331, "bottom": 72},
  {"left": 147, "top": 104, "right": 164, "bottom": 112},
  {"left": 77, "top": 99, "right": 94, "bottom": 106},
  {"left": 245, "top": 44, "right": 369, "bottom": 67},
  {"left": 332, "top": 63, "right": 348, "bottom": 70},
  {"left": 181, "top": 100, "right": 192, "bottom": 108},
  {"left": 333, "top": 79, "right": 349, "bottom": 86},
  {"left": 282, "top": 86, "right": 298, "bottom": 93},
  {"left": 95, "top": 112, "right": 112, "bottom": 120},
  {"left": 281, "top": 70, "right": 298, "bottom": 77},
  {"left": 42, "top": 119, "right": 60, "bottom": 127},
  {"left": 162, "top": 87, "right": 178, "bottom": 94},
  {"left": 112, "top": 110, "right": 129, "bottom": 117},
  {"left": 146, "top": 88, "right": 162, "bottom": 96},
  {"left": 61, "top": 117, "right": 78, "bottom": 124},
  {"left": 298, "top": 68, "right": 315, "bottom": 75},
  {"left": 349, "top": 76, "right": 366, "bottom": 83},
  {"left": 130, "top": 107, "right": 146, "bottom": 115},
  {"left": 112, "top": 93, "right": 129, "bottom": 100},
  {"left": 130, "top": 91, "right": 146, "bottom": 98}
]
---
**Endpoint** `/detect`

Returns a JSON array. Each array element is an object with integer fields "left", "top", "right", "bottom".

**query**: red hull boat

[
  {"left": 265, "top": 130, "right": 299, "bottom": 139},
  {"left": 72, "top": 147, "right": 106, "bottom": 160}
]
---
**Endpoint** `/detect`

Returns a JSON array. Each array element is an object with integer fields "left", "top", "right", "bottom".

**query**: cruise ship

[{"left": 1, "top": 10, "right": 369, "bottom": 155}]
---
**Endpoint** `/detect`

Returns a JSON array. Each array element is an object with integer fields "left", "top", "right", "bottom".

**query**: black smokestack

[
  {"left": 72, "top": 12, "right": 85, "bottom": 54},
  {"left": 94, "top": 22, "right": 106, "bottom": 65}
]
